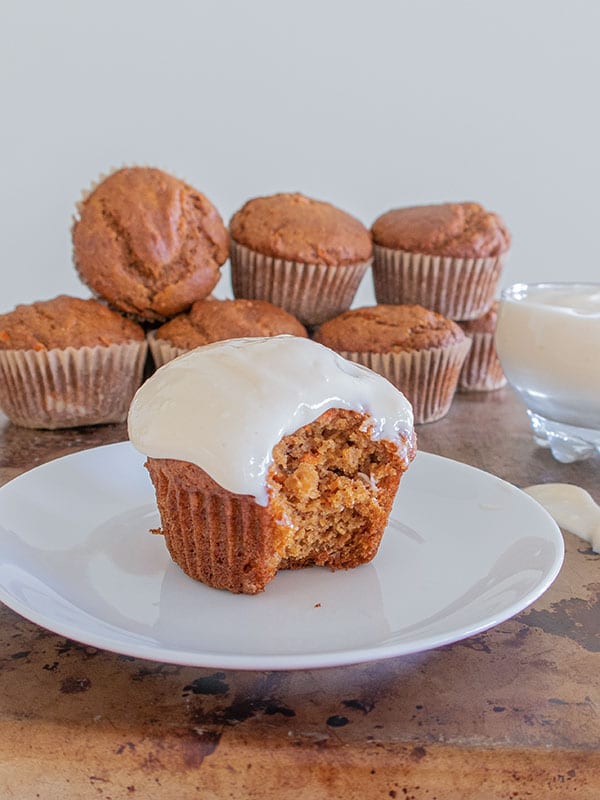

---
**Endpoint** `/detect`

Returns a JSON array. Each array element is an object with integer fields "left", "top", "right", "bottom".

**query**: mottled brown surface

[
  {"left": 314, "top": 304, "right": 466, "bottom": 353},
  {"left": 0, "top": 391, "right": 599, "bottom": 798},
  {"left": 458, "top": 301, "right": 499, "bottom": 335},
  {"left": 155, "top": 298, "right": 306, "bottom": 348},
  {"left": 0, "top": 295, "right": 144, "bottom": 350},
  {"left": 230, "top": 193, "right": 372, "bottom": 266},
  {"left": 372, "top": 202, "right": 511, "bottom": 258},
  {"left": 73, "top": 167, "right": 229, "bottom": 321}
]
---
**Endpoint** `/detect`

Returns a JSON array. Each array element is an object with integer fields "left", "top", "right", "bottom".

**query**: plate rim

[{"left": 0, "top": 442, "right": 565, "bottom": 670}]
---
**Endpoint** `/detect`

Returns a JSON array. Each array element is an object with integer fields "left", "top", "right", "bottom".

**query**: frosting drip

[
  {"left": 524, "top": 483, "right": 600, "bottom": 553},
  {"left": 128, "top": 336, "right": 414, "bottom": 505}
]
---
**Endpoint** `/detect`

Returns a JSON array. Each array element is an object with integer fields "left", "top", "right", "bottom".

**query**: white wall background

[{"left": 2, "top": 0, "right": 599, "bottom": 312}]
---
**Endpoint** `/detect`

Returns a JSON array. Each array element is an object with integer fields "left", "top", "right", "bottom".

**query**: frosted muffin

[
  {"left": 314, "top": 304, "right": 470, "bottom": 423},
  {"left": 229, "top": 193, "right": 372, "bottom": 326},
  {"left": 0, "top": 295, "right": 147, "bottom": 429},
  {"left": 458, "top": 301, "right": 506, "bottom": 391},
  {"left": 149, "top": 298, "right": 307, "bottom": 367},
  {"left": 371, "top": 202, "right": 510, "bottom": 320},
  {"left": 72, "top": 167, "right": 229, "bottom": 322},
  {"left": 128, "top": 336, "right": 416, "bottom": 594}
]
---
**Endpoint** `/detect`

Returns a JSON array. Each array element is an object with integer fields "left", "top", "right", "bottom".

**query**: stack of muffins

[
  {"left": 228, "top": 195, "right": 510, "bottom": 423},
  {"left": 314, "top": 202, "right": 510, "bottom": 422},
  {"left": 0, "top": 165, "right": 509, "bottom": 429}
]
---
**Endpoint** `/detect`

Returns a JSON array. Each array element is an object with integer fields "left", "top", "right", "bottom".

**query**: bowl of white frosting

[{"left": 495, "top": 282, "right": 600, "bottom": 463}]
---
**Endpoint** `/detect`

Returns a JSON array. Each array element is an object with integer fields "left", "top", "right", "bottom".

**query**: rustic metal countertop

[{"left": 0, "top": 389, "right": 598, "bottom": 799}]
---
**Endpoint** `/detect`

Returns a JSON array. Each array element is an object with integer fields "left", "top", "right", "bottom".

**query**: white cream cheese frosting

[
  {"left": 524, "top": 483, "right": 600, "bottom": 553},
  {"left": 128, "top": 335, "right": 414, "bottom": 505},
  {"left": 496, "top": 283, "right": 600, "bottom": 428}
]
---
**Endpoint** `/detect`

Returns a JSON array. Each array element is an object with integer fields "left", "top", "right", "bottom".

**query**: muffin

[
  {"left": 0, "top": 295, "right": 147, "bottom": 429},
  {"left": 229, "top": 193, "right": 372, "bottom": 326},
  {"left": 458, "top": 301, "right": 506, "bottom": 391},
  {"left": 149, "top": 298, "right": 307, "bottom": 367},
  {"left": 314, "top": 304, "right": 471, "bottom": 424},
  {"left": 128, "top": 336, "right": 416, "bottom": 594},
  {"left": 72, "top": 167, "right": 229, "bottom": 322},
  {"left": 371, "top": 202, "right": 510, "bottom": 320}
]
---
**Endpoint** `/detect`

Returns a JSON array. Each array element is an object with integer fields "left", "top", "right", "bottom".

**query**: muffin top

[
  {"left": 0, "top": 295, "right": 145, "bottom": 351},
  {"left": 458, "top": 301, "right": 499, "bottom": 335},
  {"left": 229, "top": 193, "right": 373, "bottom": 266},
  {"left": 72, "top": 167, "right": 229, "bottom": 322},
  {"left": 314, "top": 304, "right": 466, "bottom": 353},
  {"left": 371, "top": 202, "right": 510, "bottom": 258},
  {"left": 154, "top": 298, "right": 307, "bottom": 349}
]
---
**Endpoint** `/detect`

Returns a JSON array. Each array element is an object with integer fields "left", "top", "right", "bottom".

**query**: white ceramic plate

[{"left": 0, "top": 443, "right": 563, "bottom": 670}]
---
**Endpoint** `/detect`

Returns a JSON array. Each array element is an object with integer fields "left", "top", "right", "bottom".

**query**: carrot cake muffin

[
  {"left": 128, "top": 336, "right": 416, "bottom": 594},
  {"left": 0, "top": 295, "right": 147, "bottom": 429},
  {"left": 458, "top": 301, "right": 506, "bottom": 391},
  {"left": 371, "top": 202, "right": 510, "bottom": 320},
  {"left": 229, "top": 193, "right": 372, "bottom": 326},
  {"left": 149, "top": 298, "right": 307, "bottom": 367},
  {"left": 72, "top": 167, "right": 229, "bottom": 322},
  {"left": 314, "top": 304, "right": 471, "bottom": 423}
]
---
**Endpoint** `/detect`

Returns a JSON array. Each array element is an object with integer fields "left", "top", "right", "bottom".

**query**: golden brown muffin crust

[
  {"left": 229, "top": 192, "right": 373, "bottom": 266},
  {"left": 314, "top": 304, "right": 466, "bottom": 353},
  {"left": 72, "top": 167, "right": 229, "bottom": 321},
  {"left": 458, "top": 301, "right": 499, "bottom": 335},
  {"left": 154, "top": 298, "right": 307, "bottom": 348},
  {"left": 371, "top": 202, "right": 510, "bottom": 258},
  {"left": 0, "top": 295, "right": 145, "bottom": 351}
]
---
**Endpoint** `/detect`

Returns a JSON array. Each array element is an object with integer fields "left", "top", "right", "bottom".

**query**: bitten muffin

[
  {"left": 72, "top": 167, "right": 229, "bottom": 322},
  {"left": 149, "top": 298, "right": 307, "bottom": 367},
  {"left": 371, "top": 202, "right": 510, "bottom": 320},
  {"left": 314, "top": 304, "right": 471, "bottom": 423},
  {"left": 229, "top": 192, "right": 373, "bottom": 326},
  {"left": 457, "top": 301, "right": 506, "bottom": 391},
  {"left": 0, "top": 295, "right": 147, "bottom": 429},
  {"left": 128, "top": 336, "right": 416, "bottom": 594}
]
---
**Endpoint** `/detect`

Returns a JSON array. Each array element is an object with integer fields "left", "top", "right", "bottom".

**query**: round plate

[{"left": 0, "top": 443, "right": 563, "bottom": 670}]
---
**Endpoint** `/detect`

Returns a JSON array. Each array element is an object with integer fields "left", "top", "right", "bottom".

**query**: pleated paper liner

[
  {"left": 371, "top": 245, "right": 504, "bottom": 321},
  {"left": 459, "top": 331, "right": 507, "bottom": 392},
  {"left": 230, "top": 240, "right": 370, "bottom": 327},
  {"left": 147, "top": 330, "right": 187, "bottom": 369},
  {"left": 0, "top": 340, "right": 147, "bottom": 430},
  {"left": 338, "top": 338, "right": 472, "bottom": 424},
  {"left": 145, "top": 457, "right": 282, "bottom": 594}
]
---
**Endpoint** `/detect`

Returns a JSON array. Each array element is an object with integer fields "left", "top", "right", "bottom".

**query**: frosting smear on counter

[
  {"left": 128, "top": 335, "right": 414, "bottom": 505},
  {"left": 524, "top": 483, "right": 600, "bottom": 553}
]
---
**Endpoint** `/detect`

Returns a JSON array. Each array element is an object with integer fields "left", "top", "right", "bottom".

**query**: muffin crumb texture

[
  {"left": 372, "top": 202, "right": 510, "bottom": 259},
  {"left": 146, "top": 409, "right": 411, "bottom": 594}
]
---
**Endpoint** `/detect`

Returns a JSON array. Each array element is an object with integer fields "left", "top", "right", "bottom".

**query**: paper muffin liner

[
  {"left": 145, "top": 458, "right": 280, "bottom": 594},
  {"left": 339, "top": 338, "right": 472, "bottom": 424},
  {"left": 230, "top": 240, "right": 370, "bottom": 327},
  {"left": 147, "top": 330, "right": 187, "bottom": 369},
  {"left": 458, "top": 331, "right": 507, "bottom": 392},
  {"left": 372, "top": 245, "right": 504, "bottom": 321},
  {"left": 0, "top": 340, "right": 148, "bottom": 429}
]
